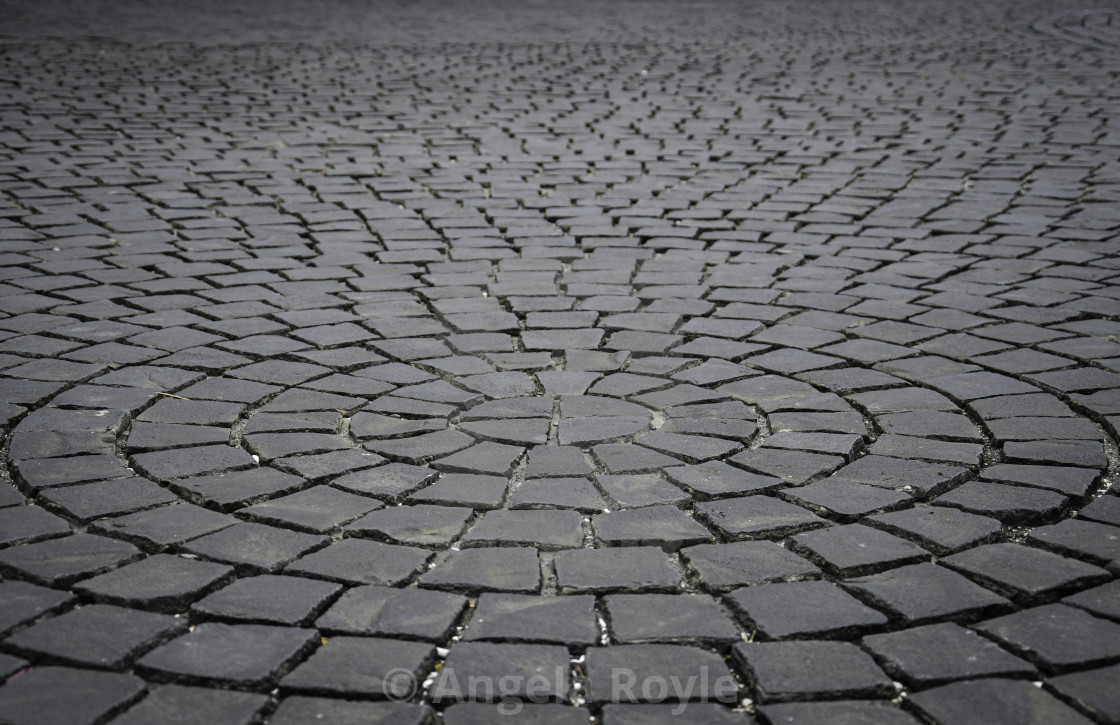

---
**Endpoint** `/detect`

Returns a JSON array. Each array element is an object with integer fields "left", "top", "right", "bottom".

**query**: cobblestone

[{"left": 0, "top": 0, "right": 1119, "bottom": 720}]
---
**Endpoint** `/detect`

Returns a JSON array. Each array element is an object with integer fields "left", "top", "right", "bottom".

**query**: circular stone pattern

[{"left": 0, "top": 4, "right": 1119, "bottom": 724}]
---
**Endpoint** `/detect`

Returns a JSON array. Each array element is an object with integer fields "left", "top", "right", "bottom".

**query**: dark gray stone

[
  {"left": 182, "top": 522, "right": 328, "bottom": 570},
  {"left": 420, "top": 547, "right": 541, "bottom": 593},
  {"left": 138, "top": 623, "right": 317, "bottom": 686},
  {"left": 682, "top": 540, "right": 820, "bottom": 591},
  {"left": 909, "top": 678, "right": 1094, "bottom": 725},
  {"left": 111, "top": 685, "right": 267, "bottom": 725},
  {"left": 973, "top": 604, "right": 1120, "bottom": 672},
  {"left": 941, "top": 543, "right": 1110, "bottom": 602},
  {"left": 733, "top": 640, "right": 893, "bottom": 703},
  {"left": 0, "top": 533, "right": 140, "bottom": 586},
  {"left": 269, "top": 697, "right": 432, "bottom": 725},
  {"left": 555, "top": 546, "right": 680, "bottom": 593},
  {"left": 790, "top": 524, "right": 928, "bottom": 577},
  {"left": 74, "top": 553, "right": 233, "bottom": 612},
  {"left": 238, "top": 485, "right": 382, "bottom": 533},
  {"left": 604, "top": 593, "right": 740, "bottom": 644},
  {"left": 463, "top": 509, "right": 584, "bottom": 550},
  {"left": 593, "top": 505, "right": 713, "bottom": 549},
  {"left": 843, "top": 562, "right": 1011, "bottom": 623},
  {"left": 695, "top": 496, "right": 831, "bottom": 539},
  {"left": 463, "top": 593, "right": 599, "bottom": 645},
  {"left": 0, "top": 666, "right": 146, "bottom": 725},
  {"left": 317, "top": 585, "right": 467, "bottom": 640},
  {"left": 191, "top": 575, "right": 342, "bottom": 625},
  {"left": 431, "top": 642, "right": 569, "bottom": 703},
  {"left": 346, "top": 504, "right": 472, "bottom": 546},
  {"left": 284, "top": 538, "right": 432, "bottom": 585},
  {"left": 3, "top": 604, "right": 185, "bottom": 669},
  {"left": 862, "top": 622, "right": 1035, "bottom": 687},
  {"left": 726, "top": 580, "right": 887, "bottom": 640},
  {"left": 585, "top": 644, "right": 738, "bottom": 704},
  {"left": 408, "top": 473, "right": 509, "bottom": 509},
  {"left": 281, "top": 636, "right": 434, "bottom": 697}
]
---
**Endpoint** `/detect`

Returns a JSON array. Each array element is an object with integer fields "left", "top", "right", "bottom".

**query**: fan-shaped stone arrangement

[{"left": 0, "top": 1, "right": 1118, "bottom": 724}]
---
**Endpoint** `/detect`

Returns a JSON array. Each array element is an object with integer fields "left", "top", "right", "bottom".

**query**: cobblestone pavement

[{"left": 0, "top": 1, "right": 1119, "bottom": 723}]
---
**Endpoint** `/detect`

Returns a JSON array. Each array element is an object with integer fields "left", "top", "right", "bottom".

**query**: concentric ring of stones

[{"left": 0, "top": 1, "right": 1119, "bottom": 724}]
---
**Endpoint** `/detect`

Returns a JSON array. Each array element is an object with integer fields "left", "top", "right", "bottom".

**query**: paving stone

[
  {"left": 585, "top": 644, "right": 738, "bottom": 704},
  {"left": 681, "top": 539, "right": 820, "bottom": 591},
  {"left": 664, "top": 461, "right": 781, "bottom": 499},
  {"left": 316, "top": 584, "right": 466, "bottom": 641},
  {"left": 364, "top": 428, "right": 476, "bottom": 464},
  {"left": 728, "top": 448, "right": 844, "bottom": 484},
  {"left": 238, "top": 486, "right": 382, "bottom": 533},
  {"left": 558, "top": 416, "right": 649, "bottom": 446},
  {"left": 91, "top": 503, "right": 236, "bottom": 547},
  {"left": 408, "top": 473, "right": 509, "bottom": 509},
  {"left": 726, "top": 580, "right": 887, "bottom": 640},
  {"left": 285, "top": 538, "right": 431, "bottom": 586},
  {"left": 463, "top": 592, "right": 599, "bottom": 645},
  {"left": 282, "top": 636, "right": 434, "bottom": 698},
  {"left": 191, "top": 575, "right": 341, "bottom": 625},
  {"left": 168, "top": 467, "right": 304, "bottom": 510},
  {"left": 0, "top": 580, "right": 74, "bottom": 635},
  {"left": 463, "top": 509, "right": 583, "bottom": 550},
  {"left": 138, "top": 623, "right": 317, "bottom": 686},
  {"left": 843, "top": 562, "right": 1012, "bottom": 624},
  {"left": 347, "top": 503, "right": 472, "bottom": 546},
  {"left": 596, "top": 473, "right": 689, "bottom": 508},
  {"left": 74, "top": 553, "right": 233, "bottom": 611},
  {"left": 509, "top": 477, "right": 607, "bottom": 512},
  {"left": 431, "top": 441, "right": 525, "bottom": 476},
  {"left": 733, "top": 640, "right": 893, "bottom": 703},
  {"left": 0, "top": 666, "right": 146, "bottom": 725},
  {"left": 130, "top": 445, "right": 256, "bottom": 481},
  {"left": 695, "top": 495, "right": 831, "bottom": 539},
  {"left": 181, "top": 522, "right": 327, "bottom": 570},
  {"left": 862, "top": 622, "right": 1035, "bottom": 687},
  {"left": 431, "top": 642, "right": 569, "bottom": 703},
  {"left": 0, "top": 505, "right": 70, "bottom": 546},
  {"left": 1028, "top": 519, "right": 1120, "bottom": 569},
  {"left": 555, "top": 546, "right": 680, "bottom": 593},
  {"left": 460, "top": 417, "right": 550, "bottom": 445},
  {"left": 980, "top": 463, "right": 1100, "bottom": 498},
  {"left": 446, "top": 703, "right": 591, "bottom": 725},
  {"left": 593, "top": 505, "right": 713, "bottom": 549},
  {"left": 942, "top": 543, "right": 1110, "bottom": 602},
  {"left": 3, "top": 603, "right": 185, "bottom": 668},
  {"left": 331, "top": 462, "right": 439, "bottom": 500},
  {"left": 757, "top": 701, "right": 920, "bottom": 725},
  {"left": 269, "top": 697, "right": 432, "bottom": 725},
  {"left": 604, "top": 593, "right": 740, "bottom": 644},
  {"left": 274, "top": 449, "right": 386, "bottom": 480},
  {"left": 420, "top": 547, "right": 541, "bottom": 593},
  {"left": 1080, "top": 494, "right": 1120, "bottom": 526},
  {"left": 0, "top": 533, "right": 140, "bottom": 586},
  {"left": 524, "top": 445, "right": 596, "bottom": 477},
  {"left": 1061, "top": 579, "right": 1120, "bottom": 622},
  {"left": 909, "top": 678, "right": 1095, "bottom": 725},
  {"left": 790, "top": 524, "right": 928, "bottom": 576},
  {"left": 592, "top": 443, "right": 682, "bottom": 473},
  {"left": 782, "top": 480, "right": 911, "bottom": 520},
  {"left": 464, "top": 396, "right": 555, "bottom": 420},
  {"left": 1047, "top": 663, "right": 1120, "bottom": 725},
  {"left": 865, "top": 505, "right": 1001, "bottom": 554},
  {"left": 934, "top": 480, "right": 1067, "bottom": 525},
  {"left": 972, "top": 605, "right": 1120, "bottom": 672},
  {"left": 1004, "top": 439, "right": 1108, "bottom": 469},
  {"left": 15, "top": 454, "right": 132, "bottom": 489},
  {"left": 110, "top": 685, "right": 267, "bottom": 725}
]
